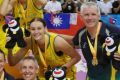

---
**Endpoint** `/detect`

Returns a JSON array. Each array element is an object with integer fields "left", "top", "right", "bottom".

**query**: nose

[
  {"left": 87, "top": 15, "right": 93, "bottom": 19},
  {"left": 25, "top": 68, "right": 30, "bottom": 73},
  {"left": 34, "top": 29, "right": 39, "bottom": 34}
]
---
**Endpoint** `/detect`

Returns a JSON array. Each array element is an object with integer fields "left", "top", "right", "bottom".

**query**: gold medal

[
  {"left": 13, "top": 31, "right": 16, "bottom": 34},
  {"left": 87, "top": 22, "right": 101, "bottom": 66},
  {"left": 107, "top": 52, "right": 110, "bottom": 56},
  {"left": 118, "top": 44, "right": 120, "bottom": 55},
  {"left": 92, "top": 57, "right": 98, "bottom": 66}
]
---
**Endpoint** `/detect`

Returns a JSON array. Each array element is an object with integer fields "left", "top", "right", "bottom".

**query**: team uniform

[
  {"left": 73, "top": 22, "right": 120, "bottom": 80},
  {"left": 13, "top": 0, "right": 43, "bottom": 27},
  {"left": 31, "top": 32, "right": 76, "bottom": 80},
  {"left": 0, "top": 1, "right": 8, "bottom": 56},
  {"left": 0, "top": 0, "right": 3, "bottom": 6}
]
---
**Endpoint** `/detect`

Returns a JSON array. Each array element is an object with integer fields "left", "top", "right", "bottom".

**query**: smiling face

[
  {"left": 30, "top": 21, "right": 46, "bottom": 41},
  {"left": 21, "top": 59, "right": 38, "bottom": 80},
  {"left": 81, "top": 7, "right": 100, "bottom": 28},
  {"left": 80, "top": 2, "right": 100, "bottom": 28}
]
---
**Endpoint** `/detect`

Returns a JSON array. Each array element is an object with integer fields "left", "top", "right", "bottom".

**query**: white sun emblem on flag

[{"left": 52, "top": 16, "right": 62, "bottom": 27}]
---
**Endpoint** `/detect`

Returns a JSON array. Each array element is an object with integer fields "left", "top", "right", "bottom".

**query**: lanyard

[
  {"left": 37, "top": 35, "right": 48, "bottom": 70},
  {"left": 87, "top": 22, "right": 101, "bottom": 66},
  {"left": 0, "top": 71, "right": 4, "bottom": 80}
]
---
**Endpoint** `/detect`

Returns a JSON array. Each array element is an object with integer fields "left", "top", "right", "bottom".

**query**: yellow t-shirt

[
  {"left": 13, "top": 0, "right": 43, "bottom": 27},
  {"left": 31, "top": 33, "right": 76, "bottom": 80},
  {"left": 0, "top": 0, "right": 3, "bottom": 6},
  {"left": 0, "top": 17, "right": 7, "bottom": 56},
  {"left": 26, "top": 0, "right": 43, "bottom": 22}
]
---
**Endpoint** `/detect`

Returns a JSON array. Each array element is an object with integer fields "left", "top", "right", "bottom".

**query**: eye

[
  {"left": 37, "top": 27, "right": 41, "bottom": 30},
  {"left": 22, "top": 66, "right": 27, "bottom": 69},
  {"left": 29, "top": 66, "right": 34, "bottom": 69},
  {"left": 30, "top": 28, "right": 35, "bottom": 30},
  {"left": 92, "top": 13, "right": 96, "bottom": 16},
  {"left": 84, "top": 14, "right": 89, "bottom": 16}
]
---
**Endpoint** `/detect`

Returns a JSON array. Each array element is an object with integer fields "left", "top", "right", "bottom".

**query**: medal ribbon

[
  {"left": 87, "top": 22, "right": 101, "bottom": 66},
  {"left": 37, "top": 35, "right": 48, "bottom": 70},
  {"left": 0, "top": 71, "right": 4, "bottom": 80}
]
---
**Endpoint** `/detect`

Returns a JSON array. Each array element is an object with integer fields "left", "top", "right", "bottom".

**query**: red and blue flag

[
  {"left": 44, "top": 13, "right": 84, "bottom": 36},
  {"left": 44, "top": 13, "right": 70, "bottom": 29}
]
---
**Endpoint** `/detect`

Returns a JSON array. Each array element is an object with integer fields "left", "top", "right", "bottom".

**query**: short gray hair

[
  {"left": 20, "top": 56, "right": 39, "bottom": 69},
  {"left": 80, "top": 2, "right": 101, "bottom": 15}
]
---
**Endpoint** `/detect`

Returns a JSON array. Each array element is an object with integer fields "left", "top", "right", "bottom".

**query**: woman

[
  {"left": 7, "top": 18, "right": 80, "bottom": 80},
  {"left": 0, "top": 0, "right": 47, "bottom": 55}
]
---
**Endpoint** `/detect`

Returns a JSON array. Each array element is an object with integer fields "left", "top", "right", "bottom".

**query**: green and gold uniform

[
  {"left": 31, "top": 33, "right": 76, "bottom": 80},
  {"left": 13, "top": 0, "right": 43, "bottom": 27}
]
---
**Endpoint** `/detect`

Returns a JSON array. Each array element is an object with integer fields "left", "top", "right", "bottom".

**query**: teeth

[{"left": 25, "top": 74, "right": 31, "bottom": 77}]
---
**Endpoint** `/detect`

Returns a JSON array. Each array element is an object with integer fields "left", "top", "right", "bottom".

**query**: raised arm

[
  {"left": 0, "top": 0, "right": 16, "bottom": 16},
  {"left": 8, "top": 38, "right": 31, "bottom": 66},
  {"left": 54, "top": 36, "right": 81, "bottom": 68}
]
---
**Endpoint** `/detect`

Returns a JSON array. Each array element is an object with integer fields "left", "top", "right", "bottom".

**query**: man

[
  {"left": 73, "top": 2, "right": 120, "bottom": 80},
  {"left": 44, "top": 0, "right": 62, "bottom": 14},
  {"left": 62, "top": 0, "right": 77, "bottom": 13},
  {"left": 112, "top": 0, "right": 120, "bottom": 14},
  {"left": 19, "top": 56, "right": 39, "bottom": 80},
  {"left": 0, "top": 49, "right": 14, "bottom": 80}
]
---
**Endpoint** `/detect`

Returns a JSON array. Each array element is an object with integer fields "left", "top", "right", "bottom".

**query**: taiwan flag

[
  {"left": 44, "top": 13, "right": 70, "bottom": 29},
  {"left": 44, "top": 13, "right": 84, "bottom": 36}
]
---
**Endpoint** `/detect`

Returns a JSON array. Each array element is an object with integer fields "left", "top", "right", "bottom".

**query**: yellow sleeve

[{"left": 0, "top": 0, "right": 3, "bottom": 6}]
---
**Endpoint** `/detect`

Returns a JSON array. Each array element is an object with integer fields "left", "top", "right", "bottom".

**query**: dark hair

[
  {"left": 0, "top": 49, "right": 5, "bottom": 59},
  {"left": 29, "top": 18, "right": 46, "bottom": 27}
]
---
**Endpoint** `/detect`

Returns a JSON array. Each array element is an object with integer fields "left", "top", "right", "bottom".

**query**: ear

[{"left": 36, "top": 68, "right": 39, "bottom": 74}]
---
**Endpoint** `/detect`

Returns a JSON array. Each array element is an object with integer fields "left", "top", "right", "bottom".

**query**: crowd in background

[
  {"left": 0, "top": 0, "right": 120, "bottom": 80},
  {"left": 44, "top": 0, "right": 120, "bottom": 14}
]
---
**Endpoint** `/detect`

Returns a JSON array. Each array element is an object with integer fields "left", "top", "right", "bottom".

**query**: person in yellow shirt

[
  {"left": 0, "top": 0, "right": 47, "bottom": 56},
  {"left": 0, "top": 0, "right": 17, "bottom": 57},
  {"left": 7, "top": 17, "right": 81, "bottom": 80},
  {"left": 0, "top": 0, "right": 47, "bottom": 27},
  {"left": 13, "top": 0, "right": 47, "bottom": 27}
]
